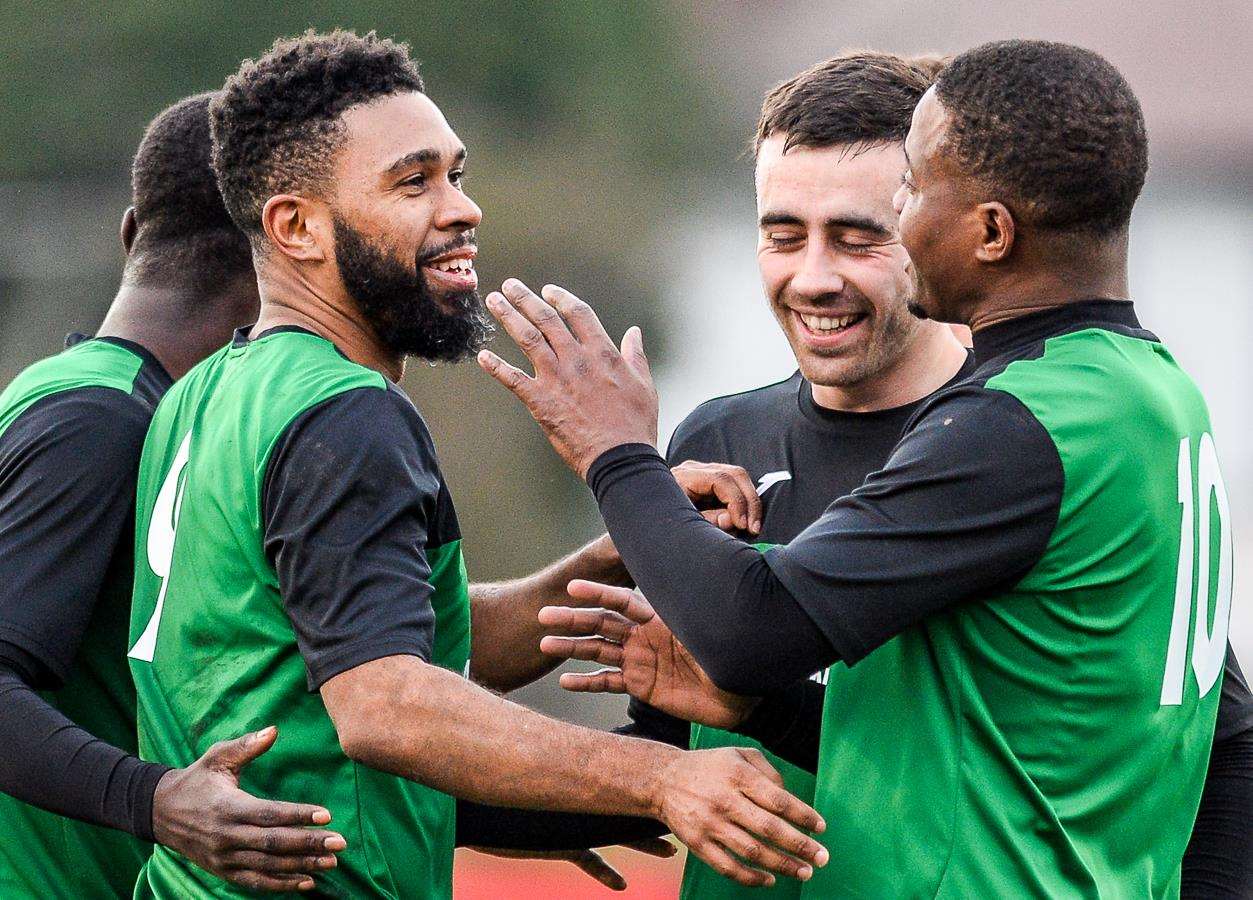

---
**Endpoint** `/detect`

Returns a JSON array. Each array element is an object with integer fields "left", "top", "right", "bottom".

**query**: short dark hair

[
  {"left": 935, "top": 40, "right": 1148, "bottom": 235},
  {"left": 211, "top": 29, "right": 424, "bottom": 237},
  {"left": 126, "top": 92, "right": 252, "bottom": 283},
  {"left": 755, "top": 51, "right": 939, "bottom": 155}
]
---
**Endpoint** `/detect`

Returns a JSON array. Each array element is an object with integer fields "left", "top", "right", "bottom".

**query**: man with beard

[
  {"left": 481, "top": 40, "right": 1247, "bottom": 896},
  {"left": 126, "top": 30, "right": 828, "bottom": 898},
  {"left": 0, "top": 93, "right": 350, "bottom": 896}
]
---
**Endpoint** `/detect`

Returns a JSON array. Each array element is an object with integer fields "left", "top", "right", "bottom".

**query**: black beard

[{"left": 332, "top": 216, "right": 493, "bottom": 362}]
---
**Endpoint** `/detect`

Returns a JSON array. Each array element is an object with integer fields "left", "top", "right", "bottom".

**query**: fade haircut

[
  {"left": 210, "top": 29, "right": 424, "bottom": 237},
  {"left": 935, "top": 40, "right": 1148, "bottom": 235},
  {"left": 755, "top": 51, "right": 940, "bottom": 156},
  {"left": 126, "top": 92, "right": 252, "bottom": 284}
]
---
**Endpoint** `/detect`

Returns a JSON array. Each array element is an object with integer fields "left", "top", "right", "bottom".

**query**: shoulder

[
  {"left": 669, "top": 373, "right": 801, "bottom": 459},
  {"left": 897, "top": 382, "right": 1060, "bottom": 470}
]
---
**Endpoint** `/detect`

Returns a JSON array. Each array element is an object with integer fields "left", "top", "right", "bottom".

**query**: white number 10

[
  {"left": 128, "top": 432, "right": 192, "bottom": 663},
  {"left": 1160, "top": 433, "right": 1232, "bottom": 706}
]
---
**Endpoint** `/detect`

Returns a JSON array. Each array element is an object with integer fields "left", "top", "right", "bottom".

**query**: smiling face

[
  {"left": 756, "top": 135, "right": 923, "bottom": 391},
  {"left": 327, "top": 91, "right": 491, "bottom": 360}
]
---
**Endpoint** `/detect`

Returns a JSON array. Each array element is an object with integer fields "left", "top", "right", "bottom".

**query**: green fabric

[
  {"left": 680, "top": 542, "right": 816, "bottom": 900},
  {"left": 128, "top": 331, "right": 471, "bottom": 899},
  {"left": 801, "top": 329, "right": 1225, "bottom": 898},
  {"left": 0, "top": 340, "right": 152, "bottom": 899}
]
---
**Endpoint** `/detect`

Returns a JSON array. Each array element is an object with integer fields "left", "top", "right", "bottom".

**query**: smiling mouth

[{"left": 794, "top": 310, "right": 867, "bottom": 336}]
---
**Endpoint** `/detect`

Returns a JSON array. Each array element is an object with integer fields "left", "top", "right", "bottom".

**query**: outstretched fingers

[
  {"left": 558, "top": 668, "right": 627, "bottom": 694},
  {"left": 565, "top": 580, "right": 653, "bottom": 623},
  {"left": 540, "top": 635, "right": 625, "bottom": 667},
  {"left": 537, "top": 605, "right": 634, "bottom": 641}
]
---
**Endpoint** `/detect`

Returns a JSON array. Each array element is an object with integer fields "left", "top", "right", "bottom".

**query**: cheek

[{"left": 757, "top": 250, "right": 793, "bottom": 304}]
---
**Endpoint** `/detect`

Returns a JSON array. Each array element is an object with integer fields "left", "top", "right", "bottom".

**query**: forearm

[
  {"left": 326, "top": 655, "right": 678, "bottom": 816},
  {"left": 1181, "top": 727, "right": 1253, "bottom": 897},
  {"left": 588, "top": 445, "right": 833, "bottom": 694},
  {"left": 0, "top": 663, "right": 170, "bottom": 840},
  {"left": 470, "top": 534, "right": 630, "bottom": 692}
]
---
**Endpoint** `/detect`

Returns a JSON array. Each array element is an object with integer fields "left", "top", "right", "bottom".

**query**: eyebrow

[
  {"left": 384, "top": 146, "right": 467, "bottom": 178},
  {"left": 759, "top": 212, "right": 894, "bottom": 238}
]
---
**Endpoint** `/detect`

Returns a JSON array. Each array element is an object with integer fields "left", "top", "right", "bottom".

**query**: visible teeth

[
  {"left": 430, "top": 258, "right": 473, "bottom": 273},
  {"left": 800, "top": 312, "right": 859, "bottom": 332}
]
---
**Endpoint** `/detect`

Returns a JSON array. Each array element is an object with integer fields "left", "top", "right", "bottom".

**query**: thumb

[
  {"left": 620, "top": 326, "right": 650, "bottom": 379},
  {"left": 200, "top": 725, "right": 278, "bottom": 775}
]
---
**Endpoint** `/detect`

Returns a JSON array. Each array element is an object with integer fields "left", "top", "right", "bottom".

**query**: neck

[
  {"left": 253, "top": 263, "right": 403, "bottom": 382},
  {"left": 97, "top": 283, "right": 250, "bottom": 380},
  {"left": 810, "top": 321, "right": 968, "bottom": 413},
  {"left": 965, "top": 232, "right": 1130, "bottom": 334}
]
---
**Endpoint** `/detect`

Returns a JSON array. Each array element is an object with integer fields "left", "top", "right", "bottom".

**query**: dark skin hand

[
  {"left": 470, "top": 839, "right": 677, "bottom": 892},
  {"left": 152, "top": 726, "right": 345, "bottom": 893},
  {"left": 477, "top": 279, "right": 658, "bottom": 480},
  {"left": 470, "top": 461, "right": 760, "bottom": 694},
  {"left": 540, "top": 581, "right": 758, "bottom": 731}
]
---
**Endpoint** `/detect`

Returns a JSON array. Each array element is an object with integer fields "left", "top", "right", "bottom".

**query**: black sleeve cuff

[
  {"left": 131, "top": 760, "right": 174, "bottom": 843},
  {"left": 586, "top": 444, "right": 667, "bottom": 498}
]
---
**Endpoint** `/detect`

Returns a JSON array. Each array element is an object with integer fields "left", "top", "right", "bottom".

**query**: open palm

[{"left": 539, "top": 580, "right": 757, "bottom": 730}]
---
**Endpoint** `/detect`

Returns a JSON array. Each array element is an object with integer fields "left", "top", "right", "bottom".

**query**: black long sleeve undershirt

[
  {"left": 0, "top": 653, "right": 168, "bottom": 841},
  {"left": 588, "top": 446, "right": 833, "bottom": 695}
]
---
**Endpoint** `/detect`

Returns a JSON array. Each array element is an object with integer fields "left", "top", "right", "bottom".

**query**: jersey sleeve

[
  {"left": 587, "top": 387, "right": 1063, "bottom": 694},
  {"left": 765, "top": 386, "right": 1064, "bottom": 661},
  {"left": 0, "top": 388, "right": 149, "bottom": 686},
  {"left": 262, "top": 387, "right": 443, "bottom": 690}
]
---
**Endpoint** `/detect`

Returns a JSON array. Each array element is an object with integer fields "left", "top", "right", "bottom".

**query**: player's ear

[
  {"left": 974, "top": 201, "right": 1015, "bottom": 263},
  {"left": 261, "top": 195, "right": 328, "bottom": 263},
  {"left": 120, "top": 207, "right": 138, "bottom": 256}
]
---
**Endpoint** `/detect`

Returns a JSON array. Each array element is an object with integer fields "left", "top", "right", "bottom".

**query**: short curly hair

[
  {"left": 935, "top": 40, "right": 1148, "bottom": 235},
  {"left": 755, "top": 51, "right": 939, "bottom": 156},
  {"left": 126, "top": 92, "right": 251, "bottom": 284},
  {"left": 210, "top": 29, "right": 424, "bottom": 236}
]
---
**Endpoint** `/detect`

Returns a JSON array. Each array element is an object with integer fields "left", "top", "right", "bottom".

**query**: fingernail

[
  {"left": 325, "top": 835, "right": 347, "bottom": 851},
  {"left": 751, "top": 519, "right": 762, "bottom": 534},
  {"left": 256, "top": 725, "right": 276, "bottom": 739},
  {"left": 311, "top": 809, "right": 331, "bottom": 825},
  {"left": 799, "top": 866, "right": 813, "bottom": 881},
  {"left": 502, "top": 278, "right": 522, "bottom": 292},
  {"left": 320, "top": 856, "right": 337, "bottom": 868},
  {"left": 298, "top": 879, "right": 314, "bottom": 891},
  {"left": 816, "top": 848, "right": 829, "bottom": 866}
]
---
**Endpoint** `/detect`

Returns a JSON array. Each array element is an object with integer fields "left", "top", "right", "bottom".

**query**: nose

[
  {"left": 789, "top": 242, "right": 845, "bottom": 300},
  {"left": 435, "top": 185, "right": 483, "bottom": 233},
  {"left": 892, "top": 182, "right": 907, "bottom": 216}
]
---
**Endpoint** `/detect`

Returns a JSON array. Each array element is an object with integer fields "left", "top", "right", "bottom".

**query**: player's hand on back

[
  {"left": 151, "top": 726, "right": 345, "bottom": 893},
  {"left": 477, "top": 279, "right": 658, "bottom": 479},
  {"left": 672, "top": 460, "right": 764, "bottom": 535},
  {"left": 540, "top": 580, "right": 759, "bottom": 730}
]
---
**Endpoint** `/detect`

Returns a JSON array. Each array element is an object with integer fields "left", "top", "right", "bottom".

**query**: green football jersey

[
  {"left": 0, "top": 337, "right": 169, "bottom": 898},
  {"left": 793, "top": 322, "right": 1227, "bottom": 897},
  {"left": 128, "top": 328, "right": 471, "bottom": 899}
]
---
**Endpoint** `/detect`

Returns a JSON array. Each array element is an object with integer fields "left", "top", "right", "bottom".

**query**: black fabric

[
  {"left": 735, "top": 679, "right": 827, "bottom": 774},
  {"left": 627, "top": 358, "right": 977, "bottom": 748},
  {"left": 0, "top": 659, "right": 169, "bottom": 841},
  {"left": 262, "top": 384, "right": 449, "bottom": 690},
  {"left": 1181, "top": 728, "right": 1253, "bottom": 898},
  {"left": 0, "top": 388, "right": 152, "bottom": 684},
  {"left": 1216, "top": 650, "right": 1253, "bottom": 743},
  {"left": 454, "top": 797, "right": 665, "bottom": 851},
  {"left": 0, "top": 336, "right": 173, "bottom": 841}
]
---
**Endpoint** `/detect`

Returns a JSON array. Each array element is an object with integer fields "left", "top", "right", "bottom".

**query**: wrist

[{"left": 637, "top": 743, "right": 684, "bottom": 819}]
